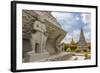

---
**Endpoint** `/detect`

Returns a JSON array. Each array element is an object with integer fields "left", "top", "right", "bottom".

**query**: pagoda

[{"left": 77, "top": 28, "right": 89, "bottom": 52}]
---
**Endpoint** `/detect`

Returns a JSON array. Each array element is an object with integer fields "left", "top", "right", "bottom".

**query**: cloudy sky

[{"left": 51, "top": 12, "right": 91, "bottom": 44}]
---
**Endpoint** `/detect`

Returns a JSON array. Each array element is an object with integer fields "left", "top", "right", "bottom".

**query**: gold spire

[{"left": 70, "top": 37, "right": 76, "bottom": 45}]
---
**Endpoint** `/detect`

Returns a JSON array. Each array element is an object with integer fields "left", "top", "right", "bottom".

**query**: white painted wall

[{"left": 0, "top": 0, "right": 99, "bottom": 73}]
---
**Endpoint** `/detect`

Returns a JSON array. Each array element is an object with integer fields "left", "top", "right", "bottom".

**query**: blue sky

[{"left": 51, "top": 12, "right": 91, "bottom": 43}]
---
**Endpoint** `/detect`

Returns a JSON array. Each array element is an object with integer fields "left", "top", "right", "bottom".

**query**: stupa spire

[{"left": 77, "top": 27, "right": 88, "bottom": 51}]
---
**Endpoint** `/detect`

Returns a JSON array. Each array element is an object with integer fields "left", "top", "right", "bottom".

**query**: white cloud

[
  {"left": 83, "top": 24, "right": 91, "bottom": 32},
  {"left": 73, "top": 29, "right": 80, "bottom": 36},
  {"left": 62, "top": 33, "right": 72, "bottom": 44},
  {"left": 72, "top": 29, "right": 80, "bottom": 42},
  {"left": 62, "top": 25, "right": 72, "bottom": 32},
  {"left": 81, "top": 13, "right": 91, "bottom": 24},
  {"left": 51, "top": 12, "right": 73, "bottom": 20},
  {"left": 75, "top": 16, "right": 80, "bottom": 21},
  {"left": 84, "top": 32, "right": 91, "bottom": 42},
  {"left": 62, "top": 29, "right": 80, "bottom": 43}
]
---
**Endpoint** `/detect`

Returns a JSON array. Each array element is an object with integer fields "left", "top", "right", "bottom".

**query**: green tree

[
  {"left": 66, "top": 48, "right": 71, "bottom": 52},
  {"left": 75, "top": 48, "right": 81, "bottom": 53},
  {"left": 64, "top": 44, "right": 68, "bottom": 51},
  {"left": 70, "top": 45, "right": 77, "bottom": 52}
]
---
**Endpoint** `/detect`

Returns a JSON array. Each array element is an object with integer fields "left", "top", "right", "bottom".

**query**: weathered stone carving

[{"left": 22, "top": 10, "right": 68, "bottom": 62}]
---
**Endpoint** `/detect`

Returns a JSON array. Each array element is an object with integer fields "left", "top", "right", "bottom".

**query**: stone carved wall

[{"left": 22, "top": 10, "right": 67, "bottom": 62}]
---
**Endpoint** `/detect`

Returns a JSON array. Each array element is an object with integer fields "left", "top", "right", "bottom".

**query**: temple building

[
  {"left": 69, "top": 38, "right": 77, "bottom": 50},
  {"left": 22, "top": 10, "right": 70, "bottom": 62},
  {"left": 77, "top": 28, "right": 89, "bottom": 52}
]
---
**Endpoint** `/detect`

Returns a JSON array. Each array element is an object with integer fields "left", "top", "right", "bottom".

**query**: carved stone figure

[{"left": 22, "top": 10, "right": 68, "bottom": 62}]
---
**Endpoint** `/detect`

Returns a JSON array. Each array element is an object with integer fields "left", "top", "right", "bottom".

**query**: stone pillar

[
  {"left": 41, "top": 33, "right": 47, "bottom": 52},
  {"left": 30, "top": 34, "right": 36, "bottom": 53}
]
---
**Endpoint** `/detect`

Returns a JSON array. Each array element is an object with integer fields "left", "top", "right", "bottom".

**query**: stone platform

[{"left": 39, "top": 52, "right": 73, "bottom": 62}]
